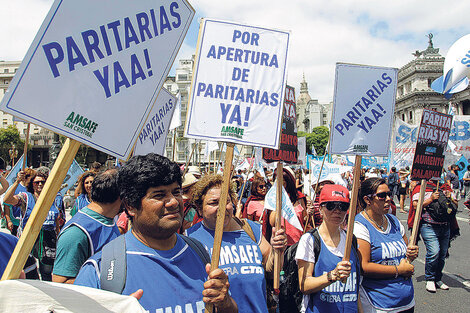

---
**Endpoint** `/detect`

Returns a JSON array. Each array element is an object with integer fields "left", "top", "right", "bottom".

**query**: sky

[{"left": 2, "top": 0, "right": 470, "bottom": 103}]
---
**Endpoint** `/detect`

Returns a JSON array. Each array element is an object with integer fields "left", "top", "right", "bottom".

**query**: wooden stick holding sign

[
  {"left": 303, "top": 151, "right": 328, "bottom": 233},
  {"left": 343, "top": 155, "right": 362, "bottom": 262},
  {"left": 1, "top": 138, "right": 81, "bottom": 280},
  {"left": 409, "top": 179, "right": 427, "bottom": 249},
  {"left": 205, "top": 143, "right": 235, "bottom": 313},
  {"left": 273, "top": 161, "right": 283, "bottom": 291},
  {"left": 22, "top": 123, "right": 30, "bottom": 170}
]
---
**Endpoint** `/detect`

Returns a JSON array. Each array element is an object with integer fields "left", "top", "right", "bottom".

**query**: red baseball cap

[{"left": 319, "top": 184, "right": 350, "bottom": 204}]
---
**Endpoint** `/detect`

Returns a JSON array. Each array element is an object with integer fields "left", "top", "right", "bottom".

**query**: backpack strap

[
  {"left": 100, "top": 235, "right": 127, "bottom": 294},
  {"left": 233, "top": 217, "right": 257, "bottom": 243},
  {"left": 181, "top": 235, "right": 211, "bottom": 265}
]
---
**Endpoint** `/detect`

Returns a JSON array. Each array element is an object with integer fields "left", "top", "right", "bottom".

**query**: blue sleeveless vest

[
  {"left": 60, "top": 209, "right": 120, "bottom": 256},
  {"left": 355, "top": 213, "right": 414, "bottom": 309},
  {"left": 306, "top": 233, "right": 359, "bottom": 313},
  {"left": 75, "top": 193, "right": 91, "bottom": 212},
  {"left": 186, "top": 219, "right": 268, "bottom": 313},
  {"left": 18, "top": 192, "right": 61, "bottom": 234}
]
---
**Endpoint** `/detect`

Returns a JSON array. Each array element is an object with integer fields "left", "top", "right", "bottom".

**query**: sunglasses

[
  {"left": 258, "top": 185, "right": 267, "bottom": 189},
  {"left": 33, "top": 180, "right": 46, "bottom": 185},
  {"left": 369, "top": 191, "right": 392, "bottom": 200},
  {"left": 323, "top": 201, "right": 349, "bottom": 212}
]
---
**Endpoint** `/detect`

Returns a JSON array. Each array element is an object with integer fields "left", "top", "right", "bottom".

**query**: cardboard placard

[
  {"left": 411, "top": 109, "right": 452, "bottom": 180},
  {"left": 185, "top": 18, "right": 290, "bottom": 148},
  {"left": 263, "top": 85, "right": 297, "bottom": 163},
  {"left": 0, "top": 0, "right": 194, "bottom": 159},
  {"left": 330, "top": 63, "right": 397, "bottom": 156}
]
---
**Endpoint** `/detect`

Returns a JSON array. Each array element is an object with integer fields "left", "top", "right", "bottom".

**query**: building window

[
  {"left": 405, "top": 82, "right": 411, "bottom": 93},
  {"left": 409, "top": 111, "right": 413, "bottom": 123},
  {"left": 4, "top": 80, "right": 9, "bottom": 85},
  {"left": 3, "top": 69, "right": 8, "bottom": 73},
  {"left": 397, "top": 86, "right": 404, "bottom": 97},
  {"left": 462, "top": 100, "right": 470, "bottom": 115},
  {"left": 177, "top": 74, "right": 188, "bottom": 81},
  {"left": 428, "top": 79, "right": 433, "bottom": 88},
  {"left": 401, "top": 113, "right": 405, "bottom": 121}
]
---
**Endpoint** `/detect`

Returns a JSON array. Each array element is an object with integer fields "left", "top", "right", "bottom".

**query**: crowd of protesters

[{"left": 0, "top": 154, "right": 464, "bottom": 313}]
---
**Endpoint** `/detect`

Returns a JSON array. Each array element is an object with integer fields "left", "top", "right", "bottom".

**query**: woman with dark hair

[
  {"left": 244, "top": 176, "right": 268, "bottom": 222},
  {"left": 354, "top": 177, "right": 418, "bottom": 313},
  {"left": 186, "top": 174, "right": 287, "bottom": 313},
  {"left": 71, "top": 171, "right": 96, "bottom": 216},
  {"left": 4, "top": 170, "right": 62, "bottom": 281},
  {"left": 269, "top": 167, "right": 307, "bottom": 245}
]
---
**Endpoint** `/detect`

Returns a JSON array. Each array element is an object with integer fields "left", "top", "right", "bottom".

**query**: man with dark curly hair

[{"left": 74, "top": 153, "right": 237, "bottom": 313}]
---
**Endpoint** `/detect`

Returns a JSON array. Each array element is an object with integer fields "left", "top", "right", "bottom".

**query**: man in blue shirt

[
  {"left": 75, "top": 153, "right": 237, "bottom": 313},
  {"left": 52, "top": 169, "right": 121, "bottom": 284}
]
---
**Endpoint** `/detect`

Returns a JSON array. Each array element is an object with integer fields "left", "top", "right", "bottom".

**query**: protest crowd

[{"left": 0, "top": 151, "right": 463, "bottom": 313}]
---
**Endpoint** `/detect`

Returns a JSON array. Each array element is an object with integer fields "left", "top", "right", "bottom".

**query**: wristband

[
  {"left": 327, "top": 271, "right": 335, "bottom": 282},
  {"left": 394, "top": 265, "right": 399, "bottom": 278}
]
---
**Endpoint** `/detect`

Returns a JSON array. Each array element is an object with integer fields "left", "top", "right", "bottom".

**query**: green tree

[
  {"left": 298, "top": 126, "right": 329, "bottom": 155},
  {"left": 0, "top": 125, "right": 25, "bottom": 167}
]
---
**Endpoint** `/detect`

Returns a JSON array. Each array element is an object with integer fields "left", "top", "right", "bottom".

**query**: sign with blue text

[
  {"left": 134, "top": 88, "right": 177, "bottom": 156},
  {"left": 330, "top": 63, "right": 397, "bottom": 156},
  {"left": 0, "top": 0, "right": 194, "bottom": 159},
  {"left": 185, "top": 18, "right": 290, "bottom": 148}
]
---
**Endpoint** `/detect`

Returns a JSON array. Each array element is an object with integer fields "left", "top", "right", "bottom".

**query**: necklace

[{"left": 364, "top": 210, "right": 386, "bottom": 231}]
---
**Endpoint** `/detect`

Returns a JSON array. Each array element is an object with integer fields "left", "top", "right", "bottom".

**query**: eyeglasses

[
  {"left": 369, "top": 191, "right": 392, "bottom": 200},
  {"left": 258, "top": 185, "right": 267, "bottom": 189},
  {"left": 322, "top": 201, "right": 349, "bottom": 212},
  {"left": 33, "top": 180, "right": 46, "bottom": 185}
]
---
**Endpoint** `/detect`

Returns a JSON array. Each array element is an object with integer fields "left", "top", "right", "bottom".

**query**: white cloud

[{"left": 2, "top": 0, "right": 470, "bottom": 103}]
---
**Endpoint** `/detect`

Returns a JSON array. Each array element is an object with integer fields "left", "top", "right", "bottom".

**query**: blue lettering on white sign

[
  {"left": 41, "top": 2, "right": 182, "bottom": 98},
  {"left": 335, "top": 73, "right": 392, "bottom": 136}
]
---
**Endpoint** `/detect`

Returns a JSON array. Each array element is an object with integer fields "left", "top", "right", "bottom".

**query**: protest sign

[
  {"left": 455, "top": 155, "right": 469, "bottom": 180},
  {"left": 391, "top": 119, "right": 418, "bottom": 169},
  {"left": 297, "top": 137, "right": 306, "bottom": 166},
  {"left": 330, "top": 63, "right": 397, "bottom": 156},
  {"left": 310, "top": 159, "right": 352, "bottom": 184},
  {"left": 411, "top": 109, "right": 452, "bottom": 180},
  {"left": 184, "top": 18, "right": 290, "bottom": 148},
  {"left": 4, "top": 156, "right": 25, "bottom": 187},
  {"left": 263, "top": 85, "right": 298, "bottom": 163},
  {"left": 134, "top": 88, "right": 177, "bottom": 156},
  {"left": 0, "top": 0, "right": 194, "bottom": 159},
  {"left": 264, "top": 179, "right": 303, "bottom": 231},
  {"left": 58, "top": 159, "right": 84, "bottom": 196}
]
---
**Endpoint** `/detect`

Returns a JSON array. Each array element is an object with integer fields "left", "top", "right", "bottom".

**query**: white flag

[
  {"left": 264, "top": 180, "right": 303, "bottom": 231},
  {"left": 169, "top": 92, "right": 182, "bottom": 130},
  {"left": 253, "top": 147, "right": 266, "bottom": 179}
]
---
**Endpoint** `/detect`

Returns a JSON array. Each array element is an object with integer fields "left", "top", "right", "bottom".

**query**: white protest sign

[
  {"left": 185, "top": 18, "right": 290, "bottom": 148},
  {"left": 1, "top": 0, "right": 194, "bottom": 159},
  {"left": 264, "top": 181, "right": 303, "bottom": 231},
  {"left": 310, "top": 159, "right": 353, "bottom": 184},
  {"left": 330, "top": 63, "right": 397, "bottom": 156},
  {"left": 134, "top": 88, "right": 177, "bottom": 156}
]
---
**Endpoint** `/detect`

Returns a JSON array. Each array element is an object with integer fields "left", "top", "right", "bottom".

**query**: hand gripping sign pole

[
  {"left": 273, "top": 162, "right": 284, "bottom": 291},
  {"left": 205, "top": 143, "right": 235, "bottom": 313},
  {"left": 342, "top": 155, "right": 362, "bottom": 262},
  {"left": 1, "top": 138, "right": 80, "bottom": 280}
]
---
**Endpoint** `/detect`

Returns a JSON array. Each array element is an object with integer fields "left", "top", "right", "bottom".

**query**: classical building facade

[
  {"left": 395, "top": 35, "right": 470, "bottom": 125},
  {"left": 296, "top": 74, "right": 332, "bottom": 133}
]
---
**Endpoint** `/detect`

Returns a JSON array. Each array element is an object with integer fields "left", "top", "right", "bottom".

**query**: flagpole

[
  {"left": 182, "top": 141, "right": 197, "bottom": 176},
  {"left": 172, "top": 129, "right": 177, "bottom": 162}
]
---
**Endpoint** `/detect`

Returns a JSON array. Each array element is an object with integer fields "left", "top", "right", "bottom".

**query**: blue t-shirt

[
  {"left": 306, "top": 234, "right": 359, "bottom": 313},
  {"left": 354, "top": 213, "right": 414, "bottom": 310},
  {"left": 7, "top": 183, "right": 27, "bottom": 225},
  {"left": 186, "top": 219, "right": 268, "bottom": 313},
  {"left": 75, "top": 232, "right": 208, "bottom": 312},
  {"left": 0, "top": 233, "right": 18, "bottom": 277}
]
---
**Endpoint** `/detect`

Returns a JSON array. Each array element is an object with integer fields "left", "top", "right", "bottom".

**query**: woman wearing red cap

[{"left": 296, "top": 184, "right": 361, "bottom": 313}]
